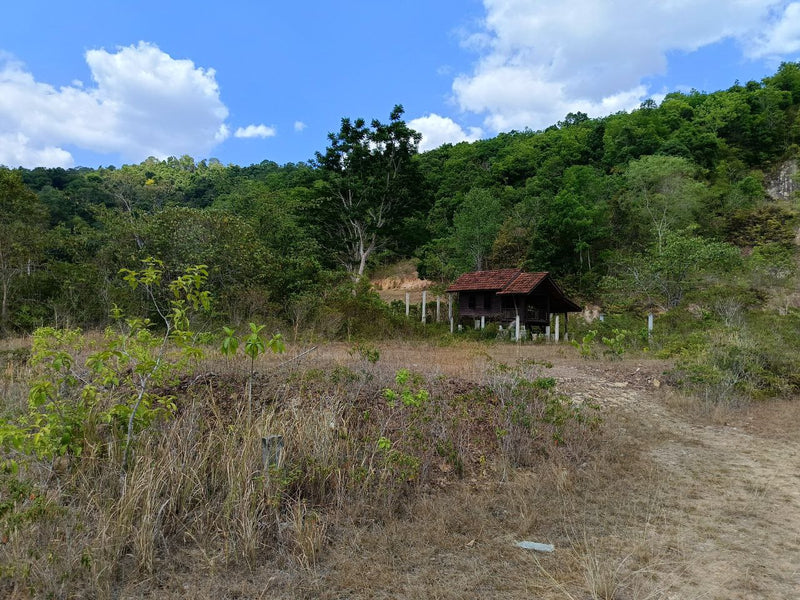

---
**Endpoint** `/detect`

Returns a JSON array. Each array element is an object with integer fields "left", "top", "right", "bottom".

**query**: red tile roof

[
  {"left": 446, "top": 269, "right": 581, "bottom": 312},
  {"left": 446, "top": 269, "right": 536, "bottom": 292},
  {"left": 496, "top": 272, "right": 547, "bottom": 295}
]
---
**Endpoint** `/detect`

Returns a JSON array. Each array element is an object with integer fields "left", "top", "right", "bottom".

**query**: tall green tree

[
  {"left": 137, "top": 207, "right": 274, "bottom": 316},
  {"left": 211, "top": 179, "right": 323, "bottom": 298},
  {"left": 617, "top": 155, "right": 706, "bottom": 252},
  {"left": 606, "top": 230, "right": 739, "bottom": 310},
  {"left": 418, "top": 188, "right": 505, "bottom": 281},
  {"left": 528, "top": 165, "right": 614, "bottom": 273},
  {"left": 451, "top": 188, "right": 505, "bottom": 271},
  {"left": 0, "top": 170, "right": 49, "bottom": 331},
  {"left": 315, "top": 105, "right": 423, "bottom": 276}
]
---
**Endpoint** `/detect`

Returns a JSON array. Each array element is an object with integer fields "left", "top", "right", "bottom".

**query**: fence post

[
  {"left": 262, "top": 435, "right": 284, "bottom": 474},
  {"left": 421, "top": 290, "right": 427, "bottom": 324},
  {"left": 405, "top": 292, "right": 410, "bottom": 318},
  {"left": 555, "top": 315, "right": 560, "bottom": 342},
  {"left": 515, "top": 315, "right": 520, "bottom": 342},
  {"left": 436, "top": 296, "right": 441, "bottom": 322},
  {"left": 648, "top": 313, "right": 654, "bottom": 336},
  {"left": 448, "top": 294, "right": 453, "bottom": 321}
]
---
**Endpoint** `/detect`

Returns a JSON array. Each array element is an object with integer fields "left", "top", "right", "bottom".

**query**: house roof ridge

[
  {"left": 496, "top": 271, "right": 550, "bottom": 295},
  {"left": 499, "top": 269, "right": 524, "bottom": 293}
]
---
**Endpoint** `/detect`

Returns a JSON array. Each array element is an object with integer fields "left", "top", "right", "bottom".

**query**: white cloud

[
  {"left": 0, "top": 132, "right": 74, "bottom": 168},
  {"left": 234, "top": 124, "right": 277, "bottom": 139},
  {"left": 453, "top": 0, "right": 792, "bottom": 133},
  {"left": 0, "top": 42, "right": 231, "bottom": 167},
  {"left": 408, "top": 113, "right": 483, "bottom": 152},
  {"left": 749, "top": 2, "right": 800, "bottom": 58},
  {"left": 215, "top": 124, "right": 231, "bottom": 143},
  {"left": 294, "top": 120, "right": 306, "bottom": 132}
]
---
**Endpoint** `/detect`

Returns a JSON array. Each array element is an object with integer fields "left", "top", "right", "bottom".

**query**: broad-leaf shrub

[{"left": 0, "top": 261, "right": 211, "bottom": 472}]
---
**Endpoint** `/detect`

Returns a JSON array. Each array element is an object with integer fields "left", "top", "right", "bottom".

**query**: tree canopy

[
  {"left": 314, "top": 104, "right": 424, "bottom": 277},
  {"left": 3, "top": 62, "right": 800, "bottom": 333}
]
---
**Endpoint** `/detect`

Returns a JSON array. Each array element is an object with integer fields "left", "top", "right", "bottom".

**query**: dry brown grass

[{"left": 1, "top": 338, "right": 800, "bottom": 599}]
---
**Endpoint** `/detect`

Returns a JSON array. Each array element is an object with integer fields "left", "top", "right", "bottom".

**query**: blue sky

[{"left": 2, "top": 0, "right": 800, "bottom": 168}]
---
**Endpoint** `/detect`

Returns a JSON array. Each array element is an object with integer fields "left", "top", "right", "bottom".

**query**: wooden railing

[
  {"left": 500, "top": 308, "right": 549, "bottom": 322},
  {"left": 526, "top": 308, "right": 548, "bottom": 322}
]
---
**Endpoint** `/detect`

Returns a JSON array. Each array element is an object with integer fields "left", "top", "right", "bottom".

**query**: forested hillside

[
  {"left": 2, "top": 63, "right": 799, "bottom": 335},
  {"left": 3, "top": 62, "right": 800, "bottom": 600}
]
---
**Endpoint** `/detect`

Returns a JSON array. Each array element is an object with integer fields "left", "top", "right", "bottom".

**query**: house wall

[
  {"left": 525, "top": 295, "right": 550, "bottom": 324},
  {"left": 457, "top": 291, "right": 503, "bottom": 318},
  {"left": 457, "top": 291, "right": 552, "bottom": 325}
]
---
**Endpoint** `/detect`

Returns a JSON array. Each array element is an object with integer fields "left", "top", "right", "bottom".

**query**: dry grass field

[{"left": 2, "top": 339, "right": 799, "bottom": 599}]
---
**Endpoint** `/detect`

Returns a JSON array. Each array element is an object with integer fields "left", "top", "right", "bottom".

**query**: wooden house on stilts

[{"left": 446, "top": 269, "right": 581, "bottom": 336}]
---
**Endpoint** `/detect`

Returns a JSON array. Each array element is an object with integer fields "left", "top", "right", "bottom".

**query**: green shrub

[
  {"left": 669, "top": 310, "right": 800, "bottom": 401},
  {"left": 571, "top": 330, "right": 598, "bottom": 358}
]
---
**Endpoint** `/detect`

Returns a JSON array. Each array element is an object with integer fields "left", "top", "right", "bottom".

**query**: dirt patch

[{"left": 544, "top": 352, "right": 800, "bottom": 599}]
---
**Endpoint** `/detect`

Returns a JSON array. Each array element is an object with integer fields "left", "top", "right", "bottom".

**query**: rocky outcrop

[{"left": 766, "top": 159, "right": 798, "bottom": 200}]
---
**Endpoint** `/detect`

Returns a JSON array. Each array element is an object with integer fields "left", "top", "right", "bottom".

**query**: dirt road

[{"left": 550, "top": 356, "right": 800, "bottom": 599}]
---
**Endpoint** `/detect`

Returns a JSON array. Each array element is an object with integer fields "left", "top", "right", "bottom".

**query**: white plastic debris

[{"left": 515, "top": 541, "right": 555, "bottom": 553}]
